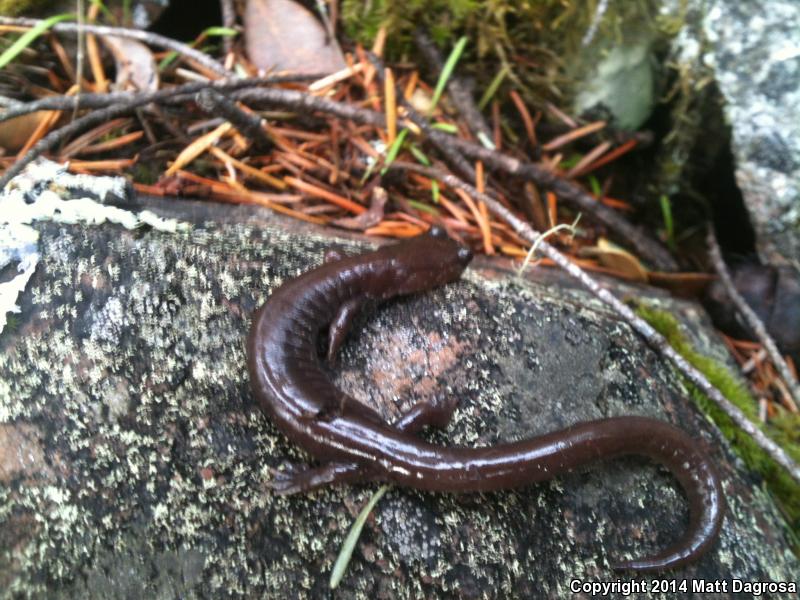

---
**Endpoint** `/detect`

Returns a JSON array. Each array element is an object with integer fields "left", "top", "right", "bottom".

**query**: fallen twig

[
  {"left": 0, "top": 16, "right": 229, "bottom": 77},
  {"left": 219, "top": 0, "right": 236, "bottom": 56},
  {"left": 0, "top": 75, "right": 317, "bottom": 124},
  {"left": 195, "top": 88, "right": 272, "bottom": 150},
  {"left": 438, "top": 134, "right": 678, "bottom": 271},
  {"left": 0, "top": 79, "right": 323, "bottom": 189},
  {"left": 386, "top": 161, "right": 800, "bottom": 485},
  {"left": 706, "top": 226, "right": 800, "bottom": 407}
]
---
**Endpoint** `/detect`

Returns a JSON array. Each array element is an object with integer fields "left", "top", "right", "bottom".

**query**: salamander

[{"left": 246, "top": 227, "right": 724, "bottom": 571}]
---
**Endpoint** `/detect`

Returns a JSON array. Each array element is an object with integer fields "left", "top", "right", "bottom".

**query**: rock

[
  {"left": 0, "top": 195, "right": 797, "bottom": 598},
  {"left": 673, "top": 0, "right": 800, "bottom": 265}
]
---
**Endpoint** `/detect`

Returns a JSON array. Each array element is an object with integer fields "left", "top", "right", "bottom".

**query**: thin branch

[
  {"left": 3, "top": 80, "right": 681, "bottom": 271},
  {"left": 0, "top": 15, "right": 229, "bottom": 77},
  {"left": 706, "top": 226, "right": 800, "bottom": 406},
  {"left": 219, "top": 0, "right": 236, "bottom": 55},
  {"left": 2, "top": 81, "right": 676, "bottom": 269},
  {"left": 437, "top": 133, "right": 678, "bottom": 271},
  {"left": 231, "top": 87, "right": 386, "bottom": 126},
  {"left": 0, "top": 81, "right": 259, "bottom": 188},
  {"left": 0, "top": 75, "right": 321, "bottom": 124},
  {"left": 195, "top": 88, "right": 272, "bottom": 150},
  {"left": 387, "top": 161, "right": 800, "bottom": 484}
]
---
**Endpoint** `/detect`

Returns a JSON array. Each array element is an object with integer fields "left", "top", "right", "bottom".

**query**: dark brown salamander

[{"left": 247, "top": 227, "right": 725, "bottom": 571}]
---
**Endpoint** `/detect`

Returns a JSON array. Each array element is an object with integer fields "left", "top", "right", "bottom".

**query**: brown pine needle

[
  {"left": 75, "top": 130, "right": 144, "bottom": 155},
  {"left": 49, "top": 36, "right": 76, "bottom": 83},
  {"left": 166, "top": 122, "right": 232, "bottom": 176},
  {"left": 438, "top": 195, "right": 470, "bottom": 224},
  {"left": 86, "top": 33, "right": 107, "bottom": 93},
  {"left": 285, "top": 176, "right": 365, "bottom": 214},
  {"left": 371, "top": 24, "right": 388, "bottom": 57},
  {"left": 546, "top": 102, "right": 577, "bottom": 128},
  {"left": 59, "top": 117, "right": 133, "bottom": 157},
  {"left": 509, "top": 90, "right": 537, "bottom": 148},
  {"left": 275, "top": 151, "right": 318, "bottom": 173},
  {"left": 209, "top": 147, "right": 287, "bottom": 190},
  {"left": 403, "top": 70, "right": 418, "bottom": 101},
  {"left": 68, "top": 158, "right": 137, "bottom": 171},
  {"left": 16, "top": 109, "right": 60, "bottom": 158},
  {"left": 579, "top": 138, "right": 638, "bottom": 174},
  {"left": 454, "top": 188, "right": 493, "bottom": 254},
  {"left": 491, "top": 100, "right": 502, "bottom": 150},
  {"left": 308, "top": 63, "right": 364, "bottom": 93},
  {"left": 365, "top": 221, "right": 423, "bottom": 237},
  {"left": 475, "top": 161, "right": 493, "bottom": 255},
  {"left": 384, "top": 67, "right": 397, "bottom": 146},
  {"left": 600, "top": 196, "right": 634, "bottom": 211},
  {"left": 567, "top": 141, "right": 611, "bottom": 178},
  {"left": 86, "top": 3, "right": 107, "bottom": 93},
  {"left": 214, "top": 186, "right": 327, "bottom": 225},
  {"left": 546, "top": 191, "right": 557, "bottom": 228},
  {"left": 542, "top": 120, "right": 606, "bottom": 151}
]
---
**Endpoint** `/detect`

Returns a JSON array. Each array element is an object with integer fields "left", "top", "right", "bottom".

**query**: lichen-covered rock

[
  {"left": 672, "top": 0, "right": 800, "bottom": 265},
  {"left": 0, "top": 197, "right": 797, "bottom": 599}
]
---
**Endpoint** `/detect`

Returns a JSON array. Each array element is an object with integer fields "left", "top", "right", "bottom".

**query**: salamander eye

[
  {"left": 429, "top": 226, "right": 445, "bottom": 238},
  {"left": 457, "top": 247, "right": 473, "bottom": 264}
]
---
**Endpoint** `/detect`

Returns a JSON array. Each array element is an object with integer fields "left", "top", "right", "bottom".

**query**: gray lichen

[{"left": 0, "top": 205, "right": 797, "bottom": 598}]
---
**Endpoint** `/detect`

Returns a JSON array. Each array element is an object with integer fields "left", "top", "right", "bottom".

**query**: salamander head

[{"left": 374, "top": 226, "right": 473, "bottom": 297}]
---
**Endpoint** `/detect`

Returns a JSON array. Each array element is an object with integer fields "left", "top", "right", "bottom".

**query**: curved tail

[{"left": 354, "top": 415, "right": 725, "bottom": 571}]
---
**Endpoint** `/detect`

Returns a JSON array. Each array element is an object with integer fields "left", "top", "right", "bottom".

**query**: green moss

[
  {"left": 0, "top": 0, "right": 56, "bottom": 16},
  {"left": 636, "top": 305, "right": 800, "bottom": 552},
  {"left": 341, "top": 0, "right": 670, "bottom": 108}
]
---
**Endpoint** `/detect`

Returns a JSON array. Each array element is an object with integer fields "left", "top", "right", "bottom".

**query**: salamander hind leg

[
  {"left": 394, "top": 395, "right": 460, "bottom": 432},
  {"left": 269, "top": 396, "right": 461, "bottom": 495},
  {"left": 267, "top": 462, "right": 378, "bottom": 495}
]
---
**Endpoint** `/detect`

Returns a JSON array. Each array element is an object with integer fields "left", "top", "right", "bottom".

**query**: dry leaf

[
  {"left": 0, "top": 111, "right": 51, "bottom": 153},
  {"left": 648, "top": 271, "right": 715, "bottom": 297},
  {"left": 100, "top": 35, "right": 159, "bottom": 92},
  {"left": 244, "top": 0, "right": 346, "bottom": 74},
  {"left": 583, "top": 237, "right": 649, "bottom": 282}
]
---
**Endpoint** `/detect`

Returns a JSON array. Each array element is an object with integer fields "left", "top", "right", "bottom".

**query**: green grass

[{"left": 0, "top": 13, "right": 75, "bottom": 70}]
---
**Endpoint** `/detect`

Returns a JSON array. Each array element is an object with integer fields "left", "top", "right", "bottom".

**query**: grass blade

[
  {"left": 329, "top": 485, "right": 389, "bottom": 589},
  {"left": 428, "top": 36, "right": 468, "bottom": 116},
  {"left": 380, "top": 128, "right": 409, "bottom": 174},
  {"left": 659, "top": 194, "right": 675, "bottom": 250},
  {"left": 0, "top": 13, "right": 76, "bottom": 70}
]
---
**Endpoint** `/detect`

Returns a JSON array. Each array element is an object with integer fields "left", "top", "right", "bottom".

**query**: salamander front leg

[
  {"left": 268, "top": 395, "right": 460, "bottom": 495},
  {"left": 327, "top": 296, "right": 366, "bottom": 362}
]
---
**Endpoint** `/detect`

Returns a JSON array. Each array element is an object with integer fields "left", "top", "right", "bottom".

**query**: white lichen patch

[
  {"left": 0, "top": 159, "right": 189, "bottom": 334},
  {"left": 2, "top": 217, "right": 797, "bottom": 596}
]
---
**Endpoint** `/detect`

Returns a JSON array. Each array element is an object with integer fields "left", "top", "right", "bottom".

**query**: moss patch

[
  {"left": 341, "top": 0, "right": 676, "bottom": 107},
  {"left": 636, "top": 304, "right": 800, "bottom": 553}
]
